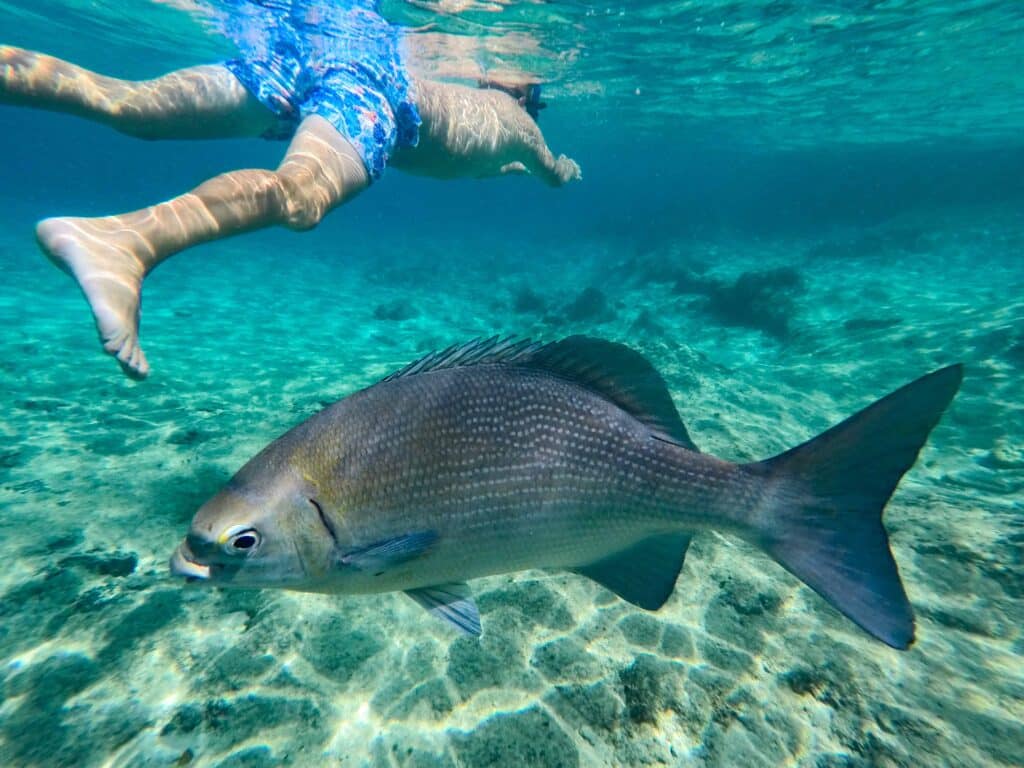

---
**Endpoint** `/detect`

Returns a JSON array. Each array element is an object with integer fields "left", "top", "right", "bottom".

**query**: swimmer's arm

[{"left": 392, "top": 79, "right": 581, "bottom": 186}]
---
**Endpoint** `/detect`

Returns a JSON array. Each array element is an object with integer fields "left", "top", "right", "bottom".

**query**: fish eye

[{"left": 222, "top": 526, "right": 261, "bottom": 555}]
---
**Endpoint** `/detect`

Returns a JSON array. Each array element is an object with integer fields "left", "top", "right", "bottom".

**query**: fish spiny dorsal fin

[
  {"left": 380, "top": 336, "right": 546, "bottom": 383},
  {"left": 383, "top": 336, "right": 697, "bottom": 451},
  {"left": 523, "top": 336, "right": 698, "bottom": 451}
]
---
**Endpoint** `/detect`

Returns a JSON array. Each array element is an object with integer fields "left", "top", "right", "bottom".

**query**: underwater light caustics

[{"left": 170, "top": 336, "right": 963, "bottom": 648}]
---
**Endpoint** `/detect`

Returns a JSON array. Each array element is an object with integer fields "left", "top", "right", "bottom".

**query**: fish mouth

[{"left": 170, "top": 543, "right": 212, "bottom": 582}]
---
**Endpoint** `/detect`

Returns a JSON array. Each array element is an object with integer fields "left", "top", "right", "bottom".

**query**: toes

[
  {"left": 133, "top": 348, "right": 150, "bottom": 379},
  {"left": 108, "top": 333, "right": 149, "bottom": 380},
  {"left": 117, "top": 355, "right": 149, "bottom": 381},
  {"left": 101, "top": 333, "right": 126, "bottom": 356},
  {"left": 118, "top": 354, "right": 149, "bottom": 381}
]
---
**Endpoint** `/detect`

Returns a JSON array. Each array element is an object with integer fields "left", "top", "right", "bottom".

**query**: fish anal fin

[
  {"left": 575, "top": 532, "right": 691, "bottom": 610},
  {"left": 406, "top": 582, "right": 481, "bottom": 636}
]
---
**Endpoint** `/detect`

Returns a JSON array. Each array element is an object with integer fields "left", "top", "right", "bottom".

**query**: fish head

[{"left": 170, "top": 465, "right": 335, "bottom": 590}]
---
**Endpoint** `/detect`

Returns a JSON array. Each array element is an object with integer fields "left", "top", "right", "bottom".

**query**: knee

[
  {"left": 276, "top": 173, "right": 331, "bottom": 231},
  {"left": 281, "top": 197, "right": 326, "bottom": 231}
]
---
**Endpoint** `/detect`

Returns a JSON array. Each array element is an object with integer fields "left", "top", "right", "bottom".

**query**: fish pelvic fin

[
  {"left": 745, "top": 364, "right": 963, "bottom": 650},
  {"left": 406, "top": 582, "right": 481, "bottom": 636}
]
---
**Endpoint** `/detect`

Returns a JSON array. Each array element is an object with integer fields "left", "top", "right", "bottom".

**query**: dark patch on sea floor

[
  {"left": 511, "top": 284, "right": 548, "bottom": 315},
  {"left": 161, "top": 694, "right": 323, "bottom": 763},
  {"left": 451, "top": 706, "right": 579, "bottom": 768},
  {"left": 843, "top": 316, "right": 904, "bottom": 332},
  {"left": 301, "top": 615, "right": 383, "bottom": 684},
  {"left": 374, "top": 298, "right": 420, "bottom": 322},
  {"left": 693, "top": 267, "right": 805, "bottom": 338},
  {"left": 563, "top": 286, "right": 615, "bottom": 323},
  {"left": 145, "top": 463, "right": 232, "bottom": 526},
  {"left": 0, "top": 653, "right": 149, "bottom": 768}
]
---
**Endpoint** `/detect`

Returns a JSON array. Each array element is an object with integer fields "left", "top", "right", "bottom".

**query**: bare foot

[{"left": 36, "top": 216, "right": 150, "bottom": 379}]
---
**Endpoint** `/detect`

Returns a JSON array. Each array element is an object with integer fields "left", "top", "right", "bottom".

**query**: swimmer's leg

[
  {"left": 36, "top": 116, "right": 367, "bottom": 378},
  {"left": 0, "top": 46, "right": 275, "bottom": 138}
]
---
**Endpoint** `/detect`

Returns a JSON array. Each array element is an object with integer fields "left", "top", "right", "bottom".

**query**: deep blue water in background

[{"left": 5, "top": 108, "right": 1024, "bottom": 250}]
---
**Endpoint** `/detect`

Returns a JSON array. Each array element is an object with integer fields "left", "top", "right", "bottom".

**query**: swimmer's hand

[{"left": 554, "top": 155, "right": 582, "bottom": 185}]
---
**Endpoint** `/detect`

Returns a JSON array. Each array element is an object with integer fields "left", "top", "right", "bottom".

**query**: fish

[{"left": 170, "top": 336, "right": 962, "bottom": 649}]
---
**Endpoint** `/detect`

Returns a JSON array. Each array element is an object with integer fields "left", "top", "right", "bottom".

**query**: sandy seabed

[{"left": 0, "top": 204, "right": 1021, "bottom": 767}]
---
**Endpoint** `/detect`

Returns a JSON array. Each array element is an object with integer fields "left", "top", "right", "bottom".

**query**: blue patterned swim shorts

[{"left": 214, "top": 0, "right": 420, "bottom": 180}]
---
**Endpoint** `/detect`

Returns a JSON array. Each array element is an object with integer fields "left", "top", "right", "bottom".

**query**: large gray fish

[{"left": 170, "top": 337, "right": 962, "bottom": 649}]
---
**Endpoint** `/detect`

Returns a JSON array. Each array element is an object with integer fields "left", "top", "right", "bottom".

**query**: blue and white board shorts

[{"left": 214, "top": 0, "right": 421, "bottom": 180}]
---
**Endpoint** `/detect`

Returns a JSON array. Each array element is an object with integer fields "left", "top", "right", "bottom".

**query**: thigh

[{"left": 116, "top": 64, "right": 279, "bottom": 139}]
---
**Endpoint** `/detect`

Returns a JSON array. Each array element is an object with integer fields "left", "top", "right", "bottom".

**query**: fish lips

[
  {"left": 170, "top": 542, "right": 213, "bottom": 583},
  {"left": 170, "top": 541, "right": 246, "bottom": 584}
]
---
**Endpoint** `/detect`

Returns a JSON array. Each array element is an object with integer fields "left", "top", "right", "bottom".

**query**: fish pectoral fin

[
  {"left": 405, "top": 582, "right": 481, "bottom": 636},
  {"left": 340, "top": 531, "right": 438, "bottom": 573},
  {"left": 575, "top": 532, "right": 692, "bottom": 611}
]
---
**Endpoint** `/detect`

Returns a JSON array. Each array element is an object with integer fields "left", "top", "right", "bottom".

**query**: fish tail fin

[{"left": 744, "top": 364, "right": 963, "bottom": 649}]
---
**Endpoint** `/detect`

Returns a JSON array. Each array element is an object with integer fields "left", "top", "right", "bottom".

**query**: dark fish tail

[{"left": 744, "top": 364, "right": 963, "bottom": 649}]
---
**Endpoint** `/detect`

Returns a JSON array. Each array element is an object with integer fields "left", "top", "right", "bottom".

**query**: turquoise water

[{"left": 1, "top": 1, "right": 1023, "bottom": 766}]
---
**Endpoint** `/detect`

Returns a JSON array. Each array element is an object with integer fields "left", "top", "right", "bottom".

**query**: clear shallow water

[{"left": 1, "top": 2, "right": 1022, "bottom": 767}]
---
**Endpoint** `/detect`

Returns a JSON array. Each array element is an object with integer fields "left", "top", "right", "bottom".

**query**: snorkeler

[{"left": 0, "top": 0, "right": 581, "bottom": 379}]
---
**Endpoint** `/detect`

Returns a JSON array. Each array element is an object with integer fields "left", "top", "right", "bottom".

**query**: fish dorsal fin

[
  {"left": 575, "top": 532, "right": 692, "bottom": 610},
  {"left": 381, "top": 336, "right": 546, "bottom": 383},
  {"left": 383, "top": 336, "right": 697, "bottom": 451},
  {"left": 523, "top": 336, "right": 698, "bottom": 451}
]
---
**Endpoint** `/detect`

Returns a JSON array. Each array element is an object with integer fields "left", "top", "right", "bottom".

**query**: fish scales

[
  {"left": 305, "top": 366, "right": 743, "bottom": 586},
  {"left": 171, "top": 336, "right": 962, "bottom": 648}
]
